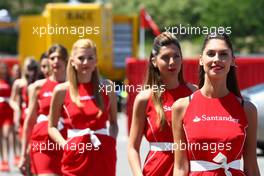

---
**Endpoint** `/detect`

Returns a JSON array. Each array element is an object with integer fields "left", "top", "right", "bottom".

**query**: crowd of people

[{"left": 0, "top": 32, "right": 260, "bottom": 176}]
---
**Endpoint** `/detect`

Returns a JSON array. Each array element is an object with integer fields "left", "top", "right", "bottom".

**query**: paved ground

[{"left": 2, "top": 112, "right": 264, "bottom": 176}]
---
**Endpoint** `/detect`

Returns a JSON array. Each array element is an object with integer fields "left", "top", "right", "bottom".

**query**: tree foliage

[
  {"left": 1, "top": 0, "right": 263, "bottom": 53},
  {"left": 111, "top": 0, "right": 264, "bottom": 53}
]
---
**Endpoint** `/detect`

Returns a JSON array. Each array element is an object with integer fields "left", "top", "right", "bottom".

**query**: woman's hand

[{"left": 18, "top": 153, "right": 30, "bottom": 175}]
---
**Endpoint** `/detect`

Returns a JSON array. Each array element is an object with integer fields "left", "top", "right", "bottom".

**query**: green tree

[{"left": 197, "top": 0, "right": 264, "bottom": 52}]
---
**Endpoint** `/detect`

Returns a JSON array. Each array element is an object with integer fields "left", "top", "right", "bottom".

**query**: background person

[
  {"left": 19, "top": 45, "right": 68, "bottom": 176},
  {"left": 0, "top": 62, "right": 14, "bottom": 172},
  {"left": 9, "top": 57, "right": 40, "bottom": 167},
  {"left": 39, "top": 52, "right": 51, "bottom": 79},
  {"left": 10, "top": 64, "right": 21, "bottom": 85}
]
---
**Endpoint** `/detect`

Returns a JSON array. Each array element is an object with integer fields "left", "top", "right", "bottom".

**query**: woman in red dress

[
  {"left": 19, "top": 44, "right": 68, "bottom": 175},
  {"left": 10, "top": 58, "right": 39, "bottom": 138},
  {"left": 0, "top": 62, "right": 13, "bottom": 172},
  {"left": 128, "top": 32, "right": 197, "bottom": 176},
  {"left": 48, "top": 39, "right": 118, "bottom": 176},
  {"left": 172, "top": 32, "right": 260, "bottom": 176},
  {"left": 9, "top": 58, "right": 40, "bottom": 167}
]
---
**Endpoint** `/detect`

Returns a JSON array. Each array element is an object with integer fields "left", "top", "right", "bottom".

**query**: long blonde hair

[
  {"left": 146, "top": 32, "right": 185, "bottom": 129},
  {"left": 67, "top": 39, "right": 104, "bottom": 114}
]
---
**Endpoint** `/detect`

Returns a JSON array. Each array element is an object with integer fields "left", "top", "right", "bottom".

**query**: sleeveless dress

[
  {"left": 183, "top": 90, "right": 248, "bottom": 176},
  {"left": 30, "top": 78, "right": 66, "bottom": 174},
  {"left": 0, "top": 79, "right": 13, "bottom": 126},
  {"left": 143, "top": 84, "right": 192, "bottom": 176},
  {"left": 62, "top": 82, "right": 116, "bottom": 176}
]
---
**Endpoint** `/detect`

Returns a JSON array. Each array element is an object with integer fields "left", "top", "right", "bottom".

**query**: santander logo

[
  {"left": 193, "top": 114, "right": 239, "bottom": 123},
  {"left": 163, "top": 105, "right": 172, "bottom": 112},
  {"left": 193, "top": 116, "right": 201, "bottom": 122}
]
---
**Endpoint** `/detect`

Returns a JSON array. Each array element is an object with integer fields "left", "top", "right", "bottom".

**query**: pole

[{"left": 139, "top": 27, "right": 145, "bottom": 60}]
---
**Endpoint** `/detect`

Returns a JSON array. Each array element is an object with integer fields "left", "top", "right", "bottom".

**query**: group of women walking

[{"left": 0, "top": 31, "right": 260, "bottom": 176}]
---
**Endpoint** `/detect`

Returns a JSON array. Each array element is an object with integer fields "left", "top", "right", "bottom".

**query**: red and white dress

[
  {"left": 143, "top": 84, "right": 192, "bottom": 176},
  {"left": 62, "top": 82, "right": 116, "bottom": 176},
  {"left": 183, "top": 90, "right": 248, "bottom": 175},
  {"left": 30, "top": 78, "right": 66, "bottom": 175},
  {"left": 0, "top": 79, "right": 13, "bottom": 126}
]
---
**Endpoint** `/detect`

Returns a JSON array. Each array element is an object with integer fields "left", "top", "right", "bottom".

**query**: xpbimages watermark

[
  {"left": 32, "top": 24, "right": 100, "bottom": 37},
  {"left": 160, "top": 141, "right": 232, "bottom": 153},
  {"left": 32, "top": 140, "right": 99, "bottom": 153},
  {"left": 99, "top": 83, "right": 166, "bottom": 95},
  {"left": 172, "top": 141, "right": 232, "bottom": 154},
  {"left": 164, "top": 24, "right": 231, "bottom": 36}
]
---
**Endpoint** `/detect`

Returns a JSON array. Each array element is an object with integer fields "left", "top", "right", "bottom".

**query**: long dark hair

[
  {"left": 199, "top": 32, "right": 241, "bottom": 97},
  {"left": 38, "top": 52, "right": 49, "bottom": 79},
  {"left": 48, "top": 44, "right": 68, "bottom": 64},
  {"left": 145, "top": 32, "right": 185, "bottom": 128}
]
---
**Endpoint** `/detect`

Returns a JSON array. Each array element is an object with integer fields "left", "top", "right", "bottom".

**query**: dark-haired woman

[
  {"left": 172, "top": 33, "right": 260, "bottom": 176},
  {"left": 9, "top": 57, "right": 40, "bottom": 167},
  {"left": 19, "top": 44, "right": 68, "bottom": 176},
  {"left": 128, "top": 32, "right": 197, "bottom": 176}
]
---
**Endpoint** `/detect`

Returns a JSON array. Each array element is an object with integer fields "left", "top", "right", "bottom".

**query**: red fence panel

[
  {"left": 236, "top": 58, "right": 264, "bottom": 89},
  {"left": 0, "top": 57, "right": 19, "bottom": 75},
  {"left": 183, "top": 58, "right": 264, "bottom": 90},
  {"left": 125, "top": 58, "right": 148, "bottom": 134}
]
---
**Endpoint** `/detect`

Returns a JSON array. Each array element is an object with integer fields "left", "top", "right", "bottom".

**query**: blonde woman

[{"left": 48, "top": 39, "right": 118, "bottom": 176}]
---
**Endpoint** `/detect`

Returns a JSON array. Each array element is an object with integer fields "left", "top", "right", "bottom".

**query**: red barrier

[
  {"left": 236, "top": 58, "right": 264, "bottom": 89},
  {"left": 183, "top": 58, "right": 264, "bottom": 90},
  {"left": 0, "top": 57, "right": 19, "bottom": 74},
  {"left": 125, "top": 58, "right": 148, "bottom": 134},
  {"left": 126, "top": 57, "right": 264, "bottom": 133}
]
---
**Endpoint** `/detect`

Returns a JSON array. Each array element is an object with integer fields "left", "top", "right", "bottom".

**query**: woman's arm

[
  {"left": 18, "top": 83, "right": 38, "bottom": 173},
  {"left": 9, "top": 80, "right": 22, "bottom": 128},
  {"left": 9, "top": 79, "right": 21, "bottom": 111},
  {"left": 243, "top": 101, "right": 260, "bottom": 176},
  {"left": 48, "top": 83, "right": 68, "bottom": 147},
  {"left": 128, "top": 90, "right": 150, "bottom": 176},
  {"left": 172, "top": 97, "right": 189, "bottom": 176},
  {"left": 105, "top": 80, "right": 118, "bottom": 139}
]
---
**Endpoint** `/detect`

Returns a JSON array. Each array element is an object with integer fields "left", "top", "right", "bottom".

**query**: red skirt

[
  {"left": 61, "top": 134, "right": 116, "bottom": 176},
  {"left": 143, "top": 151, "right": 174, "bottom": 176},
  {"left": 0, "top": 103, "right": 13, "bottom": 126},
  {"left": 30, "top": 121, "right": 66, "bottom": 175}
]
